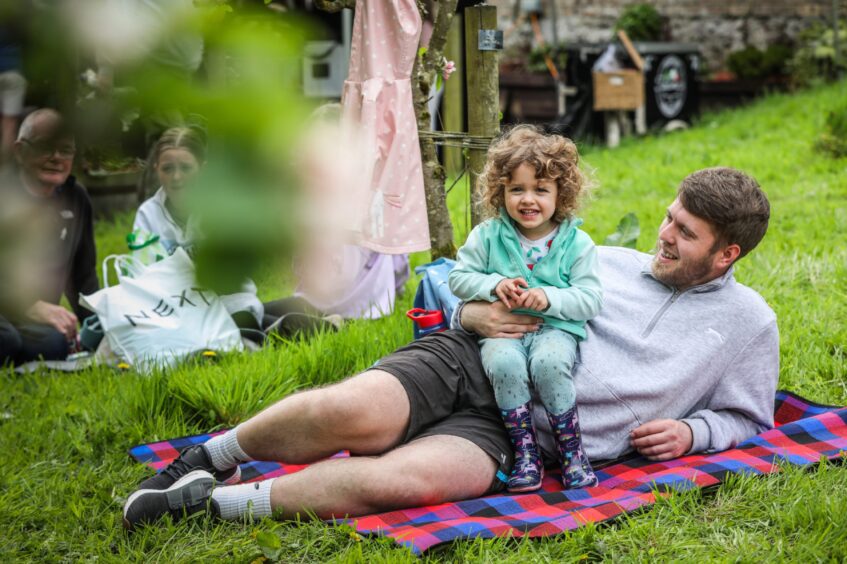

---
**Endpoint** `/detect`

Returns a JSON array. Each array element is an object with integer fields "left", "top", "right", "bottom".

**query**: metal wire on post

[{"left": 417, "top": 130, "right": 496, "bottom": 150}]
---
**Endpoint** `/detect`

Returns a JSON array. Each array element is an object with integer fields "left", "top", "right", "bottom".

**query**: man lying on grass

[{"left": 122, "top": 166, "right": 778, "bottom": 530}]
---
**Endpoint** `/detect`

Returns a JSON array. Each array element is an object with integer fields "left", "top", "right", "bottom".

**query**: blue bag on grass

[{"left": 406, "top": 258, "right": 460, "bottom": 339}]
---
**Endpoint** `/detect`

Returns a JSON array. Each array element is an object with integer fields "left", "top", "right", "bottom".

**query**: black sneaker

[
  {"left": 123, "top": 470, "right": 219, "bottom": 530},
  {"left": 264, "top": 312, "right": 340, "bottom": 340},
  {"left": 138, "top": 445, "right": 241, "bottom": 491}
]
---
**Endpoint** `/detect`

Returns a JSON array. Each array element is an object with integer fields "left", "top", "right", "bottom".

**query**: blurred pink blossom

[{"left": 443, "top": 59, "right": 456, "bottom": 81}]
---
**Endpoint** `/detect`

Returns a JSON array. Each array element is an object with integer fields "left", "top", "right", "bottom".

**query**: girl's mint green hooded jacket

[{"left": 448, "top": 210, "right": 603, "bottom": 339}]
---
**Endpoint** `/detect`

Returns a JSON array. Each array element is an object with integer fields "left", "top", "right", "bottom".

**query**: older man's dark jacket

[{"left": 0, "top": 169, "right": 99, "bottom": 320}]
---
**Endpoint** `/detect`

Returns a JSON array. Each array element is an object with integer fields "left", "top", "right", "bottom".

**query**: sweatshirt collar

[{"left": 640, "top": 255, "right": 735, "bottom": 294}]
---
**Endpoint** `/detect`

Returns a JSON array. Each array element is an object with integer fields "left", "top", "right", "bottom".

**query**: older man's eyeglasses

[{"left": 20, "top": 138, "right": 76, "bottom": 159}]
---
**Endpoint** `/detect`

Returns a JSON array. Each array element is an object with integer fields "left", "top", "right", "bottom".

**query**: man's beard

[{"left": 651, "top": 244, "right": 715, "bottom": 288}]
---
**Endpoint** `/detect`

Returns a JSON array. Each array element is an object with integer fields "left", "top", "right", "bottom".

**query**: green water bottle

[{"left": 126, "top": 229, "right": 168, "bottom": 268}]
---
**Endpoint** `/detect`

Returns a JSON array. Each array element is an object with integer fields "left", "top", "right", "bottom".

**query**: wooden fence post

[
  {"left": 464, "top": 5, "right": 500, "bottom": 227},
  {"left": 443, "top": 14, "right": 465, "bottom": 179}
]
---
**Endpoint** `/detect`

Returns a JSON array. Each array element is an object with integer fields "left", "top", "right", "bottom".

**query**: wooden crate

[
  {"left": 592, "top": 30, "right": 646, "bottom": 111},
  {"left": 592, "top": 70, "right": 645, "bottom": 111}
]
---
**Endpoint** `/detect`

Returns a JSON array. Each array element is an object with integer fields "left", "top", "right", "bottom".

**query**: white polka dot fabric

[{"left": 341, "top": 0, "right": 431, "bottom": 253}]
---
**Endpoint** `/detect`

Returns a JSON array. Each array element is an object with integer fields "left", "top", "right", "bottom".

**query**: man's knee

[
  {"left": 306, "top": 371, "right": 409, "bottom": 443},
  {"left": 303, "top": 386, "right": 364, "bottom": 426}
]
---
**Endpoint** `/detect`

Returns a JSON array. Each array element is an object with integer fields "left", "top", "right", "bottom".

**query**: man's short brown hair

[{"left": 678, "top": 167, "right": 770, "bottom": 259}]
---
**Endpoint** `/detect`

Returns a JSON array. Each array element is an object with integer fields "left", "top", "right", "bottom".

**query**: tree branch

[{"left": 314, "top": 0, "right": 356, "bottom": 13}]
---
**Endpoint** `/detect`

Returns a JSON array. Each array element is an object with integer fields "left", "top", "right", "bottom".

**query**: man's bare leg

[
  {"left": 123, "top": 369, "right": 421, "bottom": 528},
  {"left": 212, "top": 435, "right": 498, "bottom": 521},
  {"left": 236, "top": 369, "right": 410, "bottom": 463}
]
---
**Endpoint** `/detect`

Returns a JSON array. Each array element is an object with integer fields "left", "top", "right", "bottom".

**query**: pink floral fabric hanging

[{"left": 342, "top": 0, "right": 431, "bottom": 253}]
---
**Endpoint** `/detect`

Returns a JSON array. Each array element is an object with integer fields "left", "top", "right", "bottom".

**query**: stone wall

[{"left": 487, "top": 0, "right": 838, "bottom": 72}]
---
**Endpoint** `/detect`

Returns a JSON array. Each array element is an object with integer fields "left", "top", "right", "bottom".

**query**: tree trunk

[{"left": 412, "top": 0, "right": 458, "bottom": 259}]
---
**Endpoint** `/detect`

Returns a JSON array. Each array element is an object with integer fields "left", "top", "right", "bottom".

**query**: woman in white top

[{"left": 133, "top": 127, "right": 264, "bottom": 333}]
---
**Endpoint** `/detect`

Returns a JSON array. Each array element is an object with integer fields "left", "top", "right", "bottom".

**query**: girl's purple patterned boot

[
  {"left": 547, "top": 406, "right": 598, "bottom": 489},
  {"left": 501, "top": 403, "right": 544, "bottom": 492}
]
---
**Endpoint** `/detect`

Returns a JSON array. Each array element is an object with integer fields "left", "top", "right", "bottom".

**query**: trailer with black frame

[{"left": 501, "top": 41, "right": 701, "bottom": 144}]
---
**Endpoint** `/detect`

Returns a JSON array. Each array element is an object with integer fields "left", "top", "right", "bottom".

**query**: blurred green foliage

[
  {"left": 614, "top": 4, "right": 663, "bottom": 42},
  {"left": 816, "top": 102, "right": 847, "bottom": 158},
  {"left": 603, "top": 213, "right": 640, "bottom": 249},
  {"left": 788, "top": 20, "right": 847, "bottom": 87},
  {"left": 727, "top": 44, "right": 793, "bottom": 80},
  {"left": 527, "top": 45, "right": 567, "bottom": 74},
  {"left": 70, "top": 4, "right": 315, "bottom": 293},
  {"left": 0, "top": 2, "right": 320, "bottom": 294}
]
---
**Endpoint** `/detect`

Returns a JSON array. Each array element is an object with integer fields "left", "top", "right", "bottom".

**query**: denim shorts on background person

[{"left": 369, "top": 330, "right": 512, "bottom": 493}]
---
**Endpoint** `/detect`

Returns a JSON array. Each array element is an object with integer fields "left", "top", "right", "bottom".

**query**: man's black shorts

[{"left": 369, "top": 330, "right": 511, "bottom": 492}]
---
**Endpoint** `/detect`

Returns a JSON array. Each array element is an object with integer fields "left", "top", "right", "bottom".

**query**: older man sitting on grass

[{"left": 0, "top": 109, "right": 98, "bottom": 366}]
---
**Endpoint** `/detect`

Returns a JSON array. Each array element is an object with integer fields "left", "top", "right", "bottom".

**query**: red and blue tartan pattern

[{"left": 129, "top": 391, "right": 846, "bottom": 554}]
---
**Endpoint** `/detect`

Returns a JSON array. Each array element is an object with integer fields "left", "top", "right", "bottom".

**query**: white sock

[
  {"left": 212, "top": 479, "right": 275, "bottom": 521},
  {"left": 204, "top": 425, "right": 253, "bottom": 471}
]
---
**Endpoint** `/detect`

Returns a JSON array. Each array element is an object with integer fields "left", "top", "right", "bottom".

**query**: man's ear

[{"left": 715, "top": 243, "right": 741, "bottom": 268}]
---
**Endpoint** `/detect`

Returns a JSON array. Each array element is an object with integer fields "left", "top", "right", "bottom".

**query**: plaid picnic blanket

[{"left": 129, "top": 390, "right": 847, "bottom": 554}]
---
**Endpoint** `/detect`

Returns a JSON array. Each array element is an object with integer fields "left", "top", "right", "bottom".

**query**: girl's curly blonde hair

[{"left": 478, "top": 124, "right": 588, "bottom": 223}]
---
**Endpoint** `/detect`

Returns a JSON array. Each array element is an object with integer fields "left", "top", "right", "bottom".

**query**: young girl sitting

[
  {"left": 134, "top": 126, "right": 204, "bottom": 253},
  {"left": 448, "top": 125, "right": 603, "bottom": 492}
]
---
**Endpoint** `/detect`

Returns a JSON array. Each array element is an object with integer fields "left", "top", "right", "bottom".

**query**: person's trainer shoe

[
  {"left": 137, "top": 445, "right": 241, "bottom": 491},
  {"left": 123, "top": 470, "right": 219, "bottom": 530}
]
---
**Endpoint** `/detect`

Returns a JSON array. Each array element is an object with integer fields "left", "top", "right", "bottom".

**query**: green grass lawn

[{"left": 3, "top": 81, "right": 847, "bottom": 562}]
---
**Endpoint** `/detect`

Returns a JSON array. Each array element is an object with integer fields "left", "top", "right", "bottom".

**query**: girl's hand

[
  {"left": 517, "top": 288, "right": 548, "bottom": 312},
  {"left": 494, "top": 277, "right": 528, "bottom": 309}
]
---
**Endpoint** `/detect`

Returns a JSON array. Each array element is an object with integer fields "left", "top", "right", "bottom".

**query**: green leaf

[
  {"left": 255, "top": 530, "right": 282, "bottom": 561},
  {"left": 604, "top": 212, "right": 640, "bottom": 248}
]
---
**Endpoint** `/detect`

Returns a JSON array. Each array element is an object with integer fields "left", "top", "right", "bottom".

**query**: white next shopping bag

[{"left": 80, "top": 248, "right": 243, "bottom": 372}]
